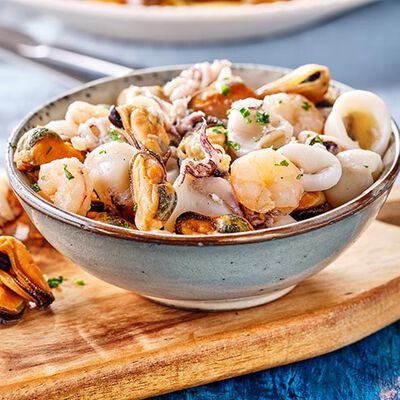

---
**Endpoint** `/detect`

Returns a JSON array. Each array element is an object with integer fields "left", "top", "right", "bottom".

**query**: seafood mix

[{"left": 12, "top": 60, "right": 393, "bottom": 236}]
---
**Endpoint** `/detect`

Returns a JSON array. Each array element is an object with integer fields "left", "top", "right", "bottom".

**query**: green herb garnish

[
  {"left": 99, "top": 150, "right": 107, "bottom": 154},
  {"left": 364, "top": 165, "right": 369, "bottom": 168},
  {"left": 31, "top": 183, "right": 41, "bottom": 192},
  {"left": 48, "top": 276, "right": 64, "bottom": 289},
  {"left": 278, "top": 160, "right": 289, "bottom": 167},
  {"left": 227, "top": 140, "right": 241, "bottom": 150},
  {"left": 302, "top": 101, "right": 311, "bottom": 111},
  {"left": 109, "top": 129, "right": 123, "bottom": 142},
  {"left": 63, "top": 164, "right": 74, "bottom": 180},
  {"left": 311, "top": 135, "right": 323, "bottom": 144},
  {"left": 220, "top": 84, "right": 230, "bottom": 96},
  {"left": 255, "top": 111, "right": 270, "bottom": 125},
  {"left": 212, "top": 124, "right": 226, "bottom": 134},
  {"left": 296, "top": 173, "right": 304, "bottom": 180},
  {"left": 278, "top": 100, "right": 283, "bottom": 105},
  {"left": 8, "top": 142, "right": 17, "bottom": 150},
  {"left": 75, "top": 279, "right": 85, "bottom": 286},
  {"left": 133, "top": 203, "right": 138, "bottom": 212},
  {"left": 239, "top": 107, "right": 251, "bottom": 119},
  {"left": 123, "top": 222, "right": 132, "bottom": 230}
]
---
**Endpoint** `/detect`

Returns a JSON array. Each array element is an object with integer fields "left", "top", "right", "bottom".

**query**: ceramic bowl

[{"left": 6, "top": 65, "right": 400, "bottom": 311}]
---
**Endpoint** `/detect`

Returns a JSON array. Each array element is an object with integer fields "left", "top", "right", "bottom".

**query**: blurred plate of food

[{"left": 9, "top": 0, "right": 377, "bottom": 43}]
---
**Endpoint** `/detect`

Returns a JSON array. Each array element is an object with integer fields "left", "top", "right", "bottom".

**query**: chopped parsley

[
  {"left": 302, "top": 101, "right": 311, "bottom": 111},
  {"left": 296, "top": 173, "right": 304, "bottom": 180},
  {"left": 220, "top": 84, "right": 230, "bottom": 96},
  {"left": 48, "top": 276, "right": 64, "bottom": 289},
  {"left": 63, "top": 164, "right": 75, "bottom": 180},
  {"left": 99, "top": 150, "right": 107, "bottom": 155},
  {"left": 133, "top": 203, "right": 138, "bottom": 212},
  {"left": 255, "top": 111, "right": 270, "bottom": 125},
  {"left": 364, "top": 165, "right": 369, "bottom": 168},
  {"left": 75, "top": 279, "right": 85, "bottom": 286},
  {"left": 227, "top": 140, "right": 241, "bottom": 150},
  {"left": 275, "top": 159, "right": 289, "bottom": 167},
  {"left": 109, "top": 129, "right": 123, "bottom": 142},
  {"left": 278, "top": 100, "right": 283, "bottom": 105},
  {"left": 123, "top": 222, "right": 132, "bottom": 230},
  {"left": 239, "top": 107, "right": 251, "bottom": 119},
  {"left": 311, "top": 135, "right": 323, "bottom": 145},
  {"left": 31, "top": 183, "right": 41, "bottom": 192},
  {"left": 212, "top": 124, "right": 226, "bottom": 134},
  {"left": 8, "top": 142, "right": 17, "bottom": 150}
]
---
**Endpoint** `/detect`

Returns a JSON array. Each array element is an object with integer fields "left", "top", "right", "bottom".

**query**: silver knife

[{"left": 0, "top": 24, "right": 134, "bottom": 83}]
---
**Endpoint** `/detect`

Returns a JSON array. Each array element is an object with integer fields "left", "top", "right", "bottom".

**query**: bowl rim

[{"left": 6, "top": 63, "right": 400, "bottom": 246}]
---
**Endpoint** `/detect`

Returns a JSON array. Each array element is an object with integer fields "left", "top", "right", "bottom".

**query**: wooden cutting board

[{"left": 1, "top": 188, "right": 400, "bottom": 400}]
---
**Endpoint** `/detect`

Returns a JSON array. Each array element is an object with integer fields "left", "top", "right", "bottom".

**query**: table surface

[{"left": 1, "top": 0, "right": 399, "bottom": 398}]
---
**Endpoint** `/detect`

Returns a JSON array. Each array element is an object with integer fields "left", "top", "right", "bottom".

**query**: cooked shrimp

[
  {"left": 278, "top": 143, "right": 342, "bottom": 192},
  {"left": 230, "top": 148, "right": 304, "bottom": 214},
  {"left": 263, "top": 93, "right": 324, "bottom": 137},
  {"left": 37, "top": 158, "right": 93, "bottom": 216},
  {"left": 65, "top": 101, "right": 109, "bottom": 125},
  {"left": 227, "top": 98, "right": 293, "bottom": 157},
  {"left": 71, "top": 117, "right": 111, "bottom": 152},
  {"left": 117, "top": 85, "right": 165, "bottom": 105},
  {"left": 45, "top": 120, "right": 79, "bottom": 141},
  {"left": 84, "top": 142, "right": 137, "bottom": 209}
]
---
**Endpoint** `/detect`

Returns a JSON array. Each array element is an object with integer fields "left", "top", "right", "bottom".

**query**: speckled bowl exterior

[{"left": 6, "top": 65, "right": 400, "bottom": 310}]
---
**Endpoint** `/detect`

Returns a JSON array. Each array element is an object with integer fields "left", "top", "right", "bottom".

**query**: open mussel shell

[
  {"left": 0, "top": 237, "right": 54, "bottom": 309},
  {"left": 13, "top": 127, "right": 84, "bottom": 171},
  {"left": 290, "top": 191, "right": 331, "bottom": 221},
  {"left": 0, "top": 283, "right": 26, "bottom": 324},
  {"left": 87, "top": 211, "right": 136, "bottom": 230},
  {"left": 175, "top": 212, "right": 253, "bottom": 235},
  {"left": 112, "top": 105, "right": 170, "bottom": 157},
  {"left": 256, "top": 64, "right": 331, "bottom": 104},
  {"left": 130, "top": 150, "right": 177, "bottom": 231}
]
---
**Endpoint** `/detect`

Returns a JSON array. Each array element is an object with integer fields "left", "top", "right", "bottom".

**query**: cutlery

[{"left": 0, "top": 24, "right": 134, "bottom": 83}]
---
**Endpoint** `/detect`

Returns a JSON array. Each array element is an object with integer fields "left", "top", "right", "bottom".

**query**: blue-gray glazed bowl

[{"left": 6, "top": 65, "right": 400, "bottom": 310}]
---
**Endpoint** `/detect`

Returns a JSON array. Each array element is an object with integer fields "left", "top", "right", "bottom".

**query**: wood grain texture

[{"left": 1, "top": 189, "right": 400, "bottom": 400}]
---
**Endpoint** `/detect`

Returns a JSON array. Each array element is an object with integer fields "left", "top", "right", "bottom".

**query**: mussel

[
  {"left": 0, "top": 283, "right": 25, "bottom": 324},
  {"left": 175, "top": 212, "right": 253, "bottom": 235},
  {"left": 256, "top": 64, "right": 331, "bottom": 104},
  {"left": 14, "top": 127, "right": 84, "bottom": 171},
  {"left": 87, "top": 211, "right": 136, "bottom": 230},
  {"left": 291, "top": 191, "right": 331, "bottom": 221},
  {"left": 110, "top": 105, "right": 170, "bottom": 157},
  {"left": 190, "top": 81, "right": 257, "bottom": 119},
  {"left": 130, "top": 150, "right": 177, "bottom": 231},
  {"left": 0, "top": 236, "right": 54, "bottom": 309}
]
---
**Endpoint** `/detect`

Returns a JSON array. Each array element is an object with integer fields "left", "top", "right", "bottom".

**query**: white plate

[{"left": 10, "top": 0, "right": 377, "bottom": 43}]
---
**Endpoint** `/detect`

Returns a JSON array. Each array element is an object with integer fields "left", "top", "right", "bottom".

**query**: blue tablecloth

[{"left": 1, "top": 0, "right": 399, "bottom": 398}]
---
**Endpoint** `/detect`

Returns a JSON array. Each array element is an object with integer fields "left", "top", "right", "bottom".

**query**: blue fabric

[
  {"left": 153, "top": 323, "right": 400, "bottom": 399},
  {"left": 0, "top": 0, "right": 399, "bottom": 398}
]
